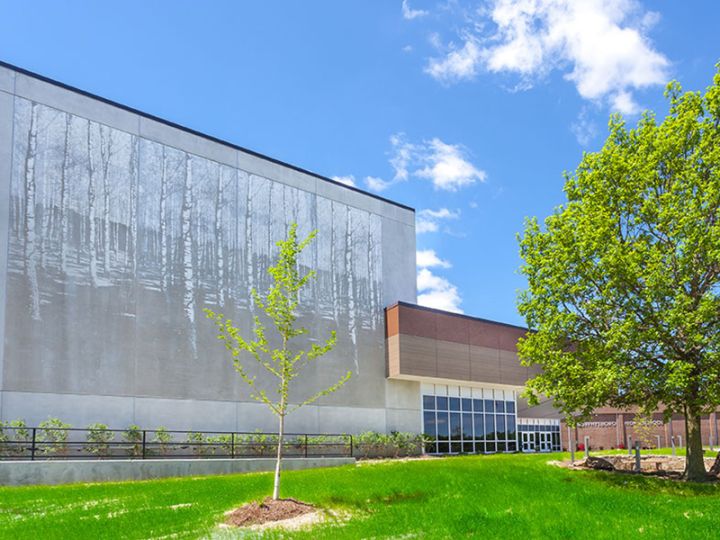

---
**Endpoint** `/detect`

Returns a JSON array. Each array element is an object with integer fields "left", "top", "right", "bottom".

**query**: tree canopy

[
  {"left": 518, "top": 65, "right": 720, "bottom": 481},
  {"left": 206, "top": 223, "right": 350, "bottom": 499}
]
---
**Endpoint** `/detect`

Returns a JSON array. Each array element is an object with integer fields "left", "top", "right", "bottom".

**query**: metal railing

[{"left": 0, "top": 427, "right": 353, "bottom": 461}]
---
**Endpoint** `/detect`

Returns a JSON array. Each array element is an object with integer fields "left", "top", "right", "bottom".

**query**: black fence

[{"left": 0, "top": 426, "right": 353, "bottom": 461}]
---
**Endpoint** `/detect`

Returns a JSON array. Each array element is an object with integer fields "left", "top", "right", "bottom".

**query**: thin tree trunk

[
  {"left": 273, "top": 411, "right": 285, "bottom": 500},
  {"left": 24, "top": 103, "right": 41, "bottom": 320},
  {"left": 100, "top": 126, "right": 112, "bottom": 276},
  {"left": 215, "top": 165, "right": 225, "bottom": 307},
  {"left": 87, "top": 121, "right": 98, "bottom": 287},
  {"left": 684, "top": 408, "right": 707, "bottom": 481},
  {"left": 127, "top": 136, "right": 137, "bottom": 275},
  {"left": 245, "top": 176, "right": 254, "bottom": 308},
  {"left": 330, "top": 203, "right": 338, "bottom": 320},
  {"left": 159, "top": 146, "right": 168, "bottom": 292},
  {"left": 345, "top": 206, "right": 359, "bottom": 374},
  {"left": 181, "top": 154, "right": 196, "bottom": 357},
  {"left": 59, "top": 113, "right": 71, "bottom": 274}
]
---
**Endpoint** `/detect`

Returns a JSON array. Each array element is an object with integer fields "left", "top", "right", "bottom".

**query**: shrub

[
  {"left": 0, "top": 419, "right": 31, "bottom": 457},
  {"left": 207, "top": 434, "right": 233, "bottom": 456},
  {"left": 186, "top": 432, "right": 208, "bottom": 456},
  {"left": 37, "top": 418, "right": 71, "bottom": 455},
  {"left": 84, "top": 423, "right": 114, "bottom": 457},
  {"left": 123, "top": 425, "right": 143, "bottom": 457},
  {"left": 152, "top": 427, "right": 172, "bottom": 455},
  {"left": 237, "top": 430, "right": 277, "bottom": 456}
]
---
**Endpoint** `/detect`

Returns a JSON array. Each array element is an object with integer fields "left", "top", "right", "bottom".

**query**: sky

[{"left": 1, "top": 0, "right": 718, "bottom": 326}]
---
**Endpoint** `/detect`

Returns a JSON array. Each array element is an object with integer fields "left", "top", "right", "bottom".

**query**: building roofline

[
  {"left": 0, "top": 59, "right": 415, "bottom": 213},
  {"left": 387, "top": 301, "right": 530, "bottom": 332}
]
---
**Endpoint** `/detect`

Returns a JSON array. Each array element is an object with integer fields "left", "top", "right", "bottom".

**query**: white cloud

[
  {"left": 402, "top": 0, "right": 429, "bottom": 20},
  {"left": 389, "top": 133, "right": 414, "bottom": 181},
  {"left": 419, "top": 207, "right": 460, "bottom": 220},
  {"left": 570, "top": 106, "right": 598, "bottom": 146},
  {"left": 332, "top": 175, "right": 357, "bottom": 187},
  {"left": 416, "top": 219, "right": 439, "bottom": 233},
  {"left": 417, "top": 249, "right": 452, "bottom": 268},
  {"left": 402, "top": 44, "right": 414, "bottom": 53},
  {"left": 416, "top": 207, "right": 460, "bottom": 234},
  {"left": 425, "top": 37, "right": 482, "bottom": 83},
  {"left": 365, "top": 176, "right": 392, "bottom": 192},
  {"left": 364, "top": 134, "right": 485, "bottom": 193},
  {"left": 425, "top": 0, "right": 670, "bottom": 111},
  {"left": 416, "top": 138, "right": 486, "bottom": 191},
  {"left": 417, "top": 268, "right": 463, "bottom": 313}
]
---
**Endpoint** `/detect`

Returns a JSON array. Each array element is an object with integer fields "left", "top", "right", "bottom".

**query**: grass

[{"left": 0, "top": 453, "right": 719, "bottom": 539}]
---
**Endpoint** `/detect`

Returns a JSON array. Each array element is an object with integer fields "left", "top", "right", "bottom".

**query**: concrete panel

[
  {"left": 236, "top": 150, "right": 317, "bottom": 193},
  {"left": 387, "top": 334, "right": 400, "bottom": 377},
  {"left": 139, "top": 116, "right": 236, "bottom": 167},
  {"left": 382, "top": 218, "right": 417, "bottom": 305},
  {"left": 385, "top": 408, "right": 422, "bottom": 433},
  {"left": 134, "top": 397, "right": 237, "bottom": 432},
  {"left": 14, "top": 73, "right": 140, "bottom": 134},
  {"left": 384, "top": 379, "right": 421, "bottom": 410},
  {"left": 383, "top": 201, "right": 416, "bottom": 227},
  {"left": 0, "top": 65, "right": 15, "bottom": 93},
  {"left": 316, "top": 405, "right": 386, "bottom": 433},
  {"left": 1, "top": 391, "right": 134, "bottom": 428},
  {"left": 0, "top": 457, "right": 355, "bottom": 486},
  {"left": 315, "top": 178, "right": 381, "bottom": 216},
  {"left": 0, "top": 91, "right": 12, "bottom": 403}
]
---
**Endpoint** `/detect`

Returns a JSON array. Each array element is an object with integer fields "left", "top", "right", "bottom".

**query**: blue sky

[{"left": 2, "top": 0, "right": 718, "bottom": 325}]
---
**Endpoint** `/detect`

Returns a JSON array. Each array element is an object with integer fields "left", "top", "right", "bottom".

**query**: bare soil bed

[
  {"left": 558, "top": 454, "right": 719, "bottom": 480},
  {"left": 224, "top": 497, "right": 316, "bottom": 527}
]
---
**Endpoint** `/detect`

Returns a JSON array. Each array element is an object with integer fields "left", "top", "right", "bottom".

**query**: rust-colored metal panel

[
  {"left": 437, "top": 340, "right": 470, "bottom": 381},
  {"left": 387, "top": 334, "right": 400, "bottom": 377},
  {"left": 470, "top": 345, "right": 501, "bottom": 383},
  {"left": 397, "top": 304, "right": 437, "bottom": 339},
  {"left": 398, "top": 334, "right": 437, "bottom": 377},
  {"left": 499, "top": 349, "right": 526, "bottom": 386},
  {"left": 436, "top": 314, "right": 469, "bottom": 344},
  {"left": 385, "top": 305, "right": 400, "bottom": 338}
]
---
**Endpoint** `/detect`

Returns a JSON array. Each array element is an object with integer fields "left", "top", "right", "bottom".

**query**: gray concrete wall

[
  {"left": 0, "top": 63, "right": 419, "bottom": 435},
  {"left": 0, "top": 457, "right": 355, "bottom": 486}
]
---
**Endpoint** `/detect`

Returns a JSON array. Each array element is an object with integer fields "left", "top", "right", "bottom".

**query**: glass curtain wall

[{"left": 422, "top": 386, "right": 518, "bottom": 454}]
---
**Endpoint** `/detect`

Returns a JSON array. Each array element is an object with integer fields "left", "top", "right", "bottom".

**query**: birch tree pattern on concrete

[{"left": 8, "top": 97, "right": 383, "bottom": 382}]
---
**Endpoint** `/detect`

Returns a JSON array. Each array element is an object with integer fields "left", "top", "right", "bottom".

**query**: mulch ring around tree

[{"left": 224, "top": 497, "right": 317, "bottom": 528}]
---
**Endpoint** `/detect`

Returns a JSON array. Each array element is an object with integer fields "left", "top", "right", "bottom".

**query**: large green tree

[
  {"left": 206, "top": 223, "right": 351, "bottom": 499},
  {"left": 518, "top": 66, "right": 720, "bottom": 482}
]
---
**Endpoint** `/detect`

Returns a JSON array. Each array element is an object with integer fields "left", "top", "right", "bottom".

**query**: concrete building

[
  {"left": 5, "top": 62, "right": 714, "bottom": 456},
  {"left": 0, "top": 61, "right": 418, "bottom": 435}
]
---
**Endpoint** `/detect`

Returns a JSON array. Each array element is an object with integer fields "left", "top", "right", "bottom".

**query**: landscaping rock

[{"left": 583, "top": 456, "right": 615, "bottom": 471}]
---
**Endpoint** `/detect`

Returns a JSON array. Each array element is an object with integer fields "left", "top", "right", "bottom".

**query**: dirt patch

[
  {"left": 224, "top": 497, "right": 316, "bottom": 528},
  {"left": 557, "top": 454, "right": 719, "bottom": 481}
]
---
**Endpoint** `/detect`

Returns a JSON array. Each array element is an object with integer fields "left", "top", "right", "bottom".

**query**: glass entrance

[
  {"left": 539, "top": 432, "right": 552, "bottom": 452},
  {"left": 521, "top": 431, "right": 534, "bottom": 452}
]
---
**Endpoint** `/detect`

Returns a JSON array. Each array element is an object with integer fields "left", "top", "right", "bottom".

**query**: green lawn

[{"left": 1, "top": 453, "right": 719, "bottom": 539}]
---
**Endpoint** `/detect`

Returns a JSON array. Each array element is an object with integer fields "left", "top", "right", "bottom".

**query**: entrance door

[
  {"left": 521, "top": 431, "right": 535, "bottom": 452},
  {"left": 539, "top": 432, "right": 552, "bottom": 452}
]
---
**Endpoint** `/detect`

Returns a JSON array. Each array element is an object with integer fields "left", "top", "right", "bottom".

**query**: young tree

[
  {"left": 518, "top": 66, "right": 720, "bottom": 482},
  {"left": 205, "top": 223, "right": 351, "bottom": 500}
]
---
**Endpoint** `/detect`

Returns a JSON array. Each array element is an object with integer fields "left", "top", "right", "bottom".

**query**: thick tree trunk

[
  {"left": 710, "top": 451, "right": 720, "bottom": 477},
  {"left": 684, "top": 412, "right": 707, "bottom": 482}
]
